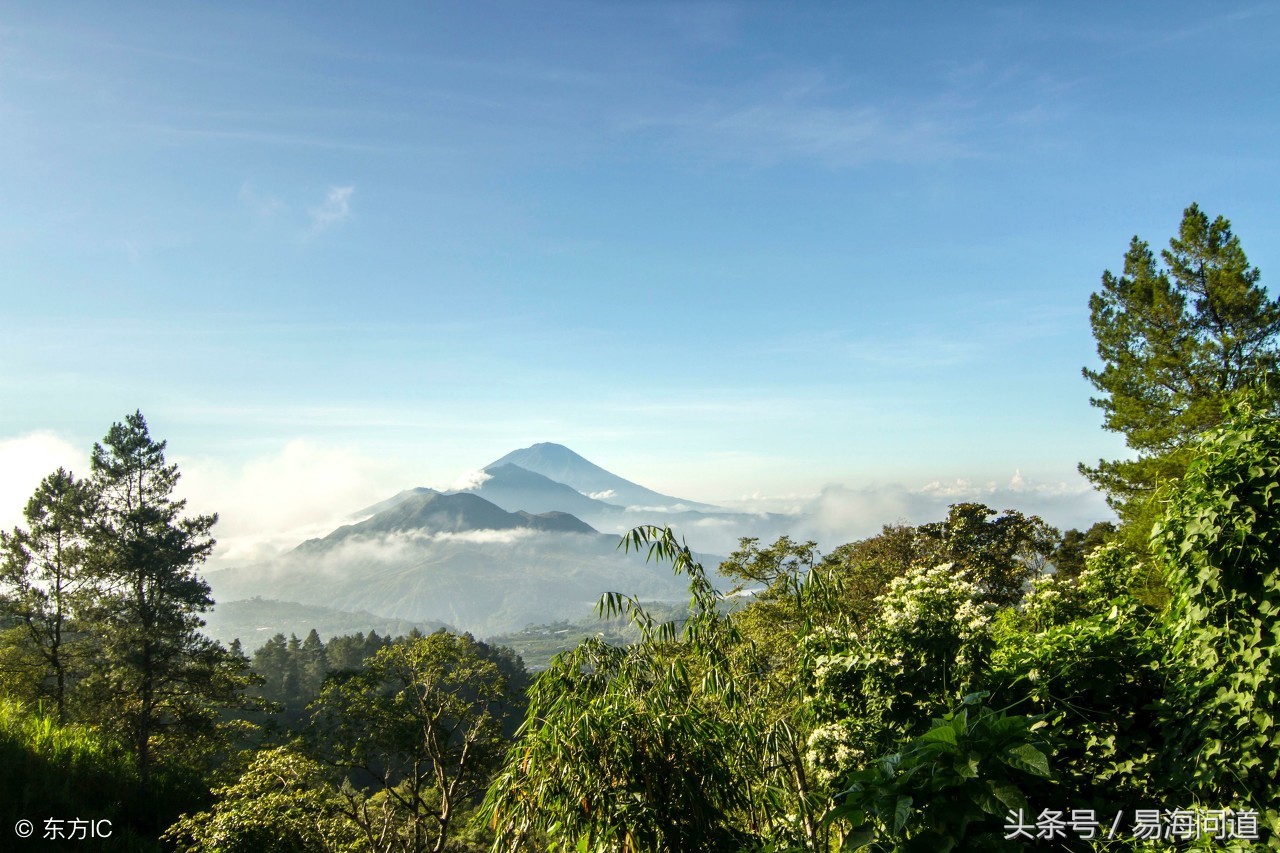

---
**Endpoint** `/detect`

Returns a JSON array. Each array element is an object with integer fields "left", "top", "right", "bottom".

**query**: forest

[{"left": 2, "top": 203, "right": 1277, "bottom": 851}]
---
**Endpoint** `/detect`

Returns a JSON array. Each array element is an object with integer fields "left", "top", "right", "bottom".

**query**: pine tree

[
  {"left": 82, "top": 411, "right": 251, "bottom": 788},
  {"left": 299, "top": 629, "right": 327, "bottom": 696},
  {"left": 282, "top": 634, "right": 302, "bottom": 706},
  {"left": 324, "top": 632, "right": 367, "bottom": 672},
  {"left": 0, "top": 469, "right": 97, "bottom": 722},
  {"left": 1081, "top": 204, "right": 1280, "bottom": 522},
  {"left": 251, "top": 633, "right": 289, "bottom": 703}
]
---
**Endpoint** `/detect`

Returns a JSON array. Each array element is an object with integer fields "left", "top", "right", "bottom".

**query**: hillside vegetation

[{"left": 2, "top": 205, "right": 1277, "bottom": 850}]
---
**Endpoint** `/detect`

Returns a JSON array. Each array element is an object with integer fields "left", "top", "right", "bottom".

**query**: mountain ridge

[
  {"left": 486, "top": 442, "right": 720, "bottom": 511},
  {"left": 296, "top": 490, "right": 596, "bottom": 555},
  {"left": 450, "top": 463, "right": 625, "bottom": 517}
]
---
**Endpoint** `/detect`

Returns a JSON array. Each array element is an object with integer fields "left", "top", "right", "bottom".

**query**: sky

[{"left": 2, "top": 2, "right": 1278, "bottom": 557}]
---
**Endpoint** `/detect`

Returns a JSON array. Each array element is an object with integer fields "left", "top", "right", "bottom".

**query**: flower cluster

[{"left": 803, "top": 562, "right": 996, "bottom": 786}]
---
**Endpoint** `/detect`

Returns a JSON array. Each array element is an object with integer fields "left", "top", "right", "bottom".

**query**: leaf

[
  {"left": 842, "top": 826, "right": 876, "bottom": 849},
  {"left": 1003, "top": 743, "right": 1051, "bottom": 777},
  {"left": 917, "top": 724, "right": 958, "bottom": 746},
  {"left": 893, "top": 795, "right": 914, "bottom": 834},
  {"left": 987, "top": 780, "right": 1026, "bottom": 812}
]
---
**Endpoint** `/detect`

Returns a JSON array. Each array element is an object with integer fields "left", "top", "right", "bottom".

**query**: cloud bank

[
  {"left": 451, "top": 469, "right": 493, "bottom": 491},
  {"left": 177, "top": 439, "right": 401, "bottom": 567},
  {"left": 796, "top": 471, "right": 1112, "bottom": 548},
  {"left": 324, "top": 528, "right": 541, "bottom": 561},
  {"left": 0, "top": 433, "right": 89, "bottom": 531}
]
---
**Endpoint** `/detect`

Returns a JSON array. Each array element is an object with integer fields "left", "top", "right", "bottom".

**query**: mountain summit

[
  {"left": 485, "top": 443, "right": 718, "bottom": 511},
  {"left": 454, "top": 463, "right": 624, "bottom": 517},
  {"left": 296, "top": 490, "right": 595, "bottom": 554}
]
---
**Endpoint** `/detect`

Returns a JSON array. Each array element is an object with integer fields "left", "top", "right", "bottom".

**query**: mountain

[
  {"left": 200, "top": 446, "right": 805, "bottom": 640},
  {"left": 485, "top": 443, "right": 721, "bottom": 511},
  {"left": 203, "top": 598, "right": 451, "bottom": 648},
  {"left": 209, "top": 532, "right": 716, "bottom": 637},
  {"left": 205, "top": 487, "right": 719, "bottom": 637},
  {"left": 452, "top": 463, "right": 625, "bottom": 517},
  {"left": 296, "top": 490, "right": 595, "bottom": 554},
  {"left": 207, "top": 530, "right": 711, "bottom": 638},
  {"left": 353, "top": 487, "right": 439, "bottom": 518},
  {"left": 348, "top": 446, "right": 797, "bottom": 554}
]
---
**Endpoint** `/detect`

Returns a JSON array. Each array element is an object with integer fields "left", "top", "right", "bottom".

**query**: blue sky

[{"left": 2, "top": 2, "right": 1277, "bottom": 554}]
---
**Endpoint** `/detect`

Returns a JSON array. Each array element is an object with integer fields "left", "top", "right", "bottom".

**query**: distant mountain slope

[
  {"left": 207, "top": 530, "right": 719, "bottom": 637},
  {"left": 486, "top": 442, "right": 720, "bottom": 511},
  {"left": 453, "top": 463, "right": 625, "bottom": 517},
  {"left": 203, "top": 598, "right": 451, "bottom": 648},
  {"left": 353, "top": 487, "right": 439, "bottom": 518},
  {"left": 296, "top": 490, "right": 595, "bottom": 554}
]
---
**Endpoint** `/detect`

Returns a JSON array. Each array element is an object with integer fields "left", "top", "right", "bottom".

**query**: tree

[
  {"left": 1047, "top": 520, "right": 1115, "bottom": 580},
  {"left": 0, "top": 469, "right": 97, "bottom": 722},
  {"left": 805, "top": 563, "right": 996, "bottom": 786},
  {"left": 822, "top": 523, "right": 919, "bottom": 628},
  {"left": 309, "top": 631, "right": 514, "bottom": 853},
  {"left": 720, "top": 535, "right": 827, "bottom": 690},
  {"left": 914, "top": 503, "right": 1057, "bottom": 607},
  {"left": 81, "top": 410, "right": 252, "bottom": 789},
  {"left": 1081, "top": 203, "right": 1280, "bottom": 521},
  {"left": 482, "top": 527, "right": 774, "bottom": 853},
  {"left": 299, "top": 628, "right": 328, "bottom": 697},
  {"left": 165, "top": 746, "right": 361, "bottom": 853},
  {"left": 252, "top": 633, "right": 292, "bottom": 705},
  {"left": 991, "top": 543, "right": 1165, "bottom": 814},
  {"left": 822, "top": 694, "right": 1052, "bottom": 852}
]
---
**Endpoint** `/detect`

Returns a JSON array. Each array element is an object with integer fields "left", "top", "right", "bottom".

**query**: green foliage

[
  {"left": 1081, "top": 203, "right": 1280, "bottom": 520},
  {"left": 485, "top": 638, "right": 750, "bottom": 852},
  {"left": 0, "top": 468, "right": 97, "bottom": 723},
  {"left": 990, "top": 603, "right": 1164, "bottom": 813},
  {"left": 913, "top": 503, "right": 1058, "bottom": 607},
  {"left": 79, "top": 411, "right": 257, "bottom": 787},
  {"left": 1049, "top": 521, "right": 1116, "bottom": 581},
  {"left": 805, "top": 563, "right": 995, "bottom": 784},
  {"left": 818, "top": 504, "right": 1057, "bottom": 633},
  {"left": 821, "top": 524, "right": 918, "bottom": 628},
  {"left": 309, "top": 631, "right": 516, "bottom": 853},
  {"left": 1153, "top": 403, "right": 1280, "bottom": 826},
  {"left": 324, "top": 630, "right": 393, "bottom": 674},
  {"left": 723, "top": 536, "right": 833, "bottom": 696},
  {"left": 481, "top": 526, "right": 769, "bottom": 853},
  {"left": 823, "top": 694, "right": 1052, "bottom": 852},
  {"left": 0, "top": 698, "right": 161, "bottom": 852},
  {"left": 1017, "top": 542, "right": 1146, "bottom": 630},
  {"left": 165, "top": 746, "right": 361, "bottom": 853}
]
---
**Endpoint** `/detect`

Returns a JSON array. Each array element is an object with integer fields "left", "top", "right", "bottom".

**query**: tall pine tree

[
  {"left": 82, "top": 411, "right": 250, "bottom": 788},
  {"left": 1081, "top": 204, "right": 1280, "bottom": 522},
  {"left": 0, "top": 468, "right": 97, "bottom": 723}
]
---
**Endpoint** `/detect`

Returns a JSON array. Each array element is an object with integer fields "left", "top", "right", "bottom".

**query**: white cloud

[
  {"left": 308, "top": 185, "right": 354, "bottom": 231},
  {"left": 721, "top": 491, "right": 816, "bottom": 515},
  {"left": 230, "top": 527, "right": 547, "bottom": 582},
  {"left": 451, "top": 469, "right": 493, "bottom": 491},
  {"left": 426, "top": 528, "right": 540, "bottom": 545},
  {"left": 797, "top": 472, "right": 1113, "bottom": 548},
  {"left": 0, "top": 433, "right": 89, "bottom": 531},
  {"left": 588, "top": 489, "right": 616, "bottom": 501},
  {"left": 176, "top": 440, "right": 400, "bottom": 567},
  {"left": 619, "top": 502, "right": 707, "bottom": 514},
  {"left": 689, "top": 517, "right": 738, "bottom": 528}
]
